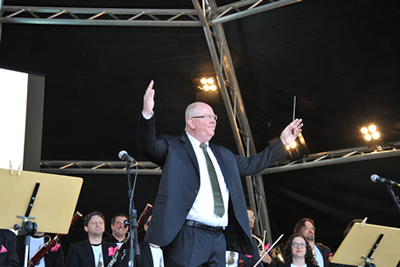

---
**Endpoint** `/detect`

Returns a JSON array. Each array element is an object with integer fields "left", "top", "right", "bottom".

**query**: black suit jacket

[
  {"left": 65, "top": 239, "right": 119, "bottom": 267},
  {"left": 0, "top": 230, "right": 19, "bottom": 267},
  {"left": 137, "top": 114, "right": 288, "bottom": 255},
  {"left": 135, "top": 242, "right": 154, "bottom": 267},
  {"left": 316, "top": 243, "right": 332, "bottom": 267}
]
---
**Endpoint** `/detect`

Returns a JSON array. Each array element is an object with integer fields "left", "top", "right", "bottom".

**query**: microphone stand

[
  {"left": 386, "top": 184, "right": 400, "bottom": 216},
  {"left": 126, "top": 161, "right": 140, "bottom": 267}
]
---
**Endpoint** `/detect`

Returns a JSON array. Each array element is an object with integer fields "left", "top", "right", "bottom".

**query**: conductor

[{"left": 137, "top": 80, "right": 303, "bottom": 267}]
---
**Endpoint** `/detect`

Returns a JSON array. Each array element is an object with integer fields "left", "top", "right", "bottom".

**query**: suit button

[{"left": 195, "top": 190, "right": 198, "bottom": 194}]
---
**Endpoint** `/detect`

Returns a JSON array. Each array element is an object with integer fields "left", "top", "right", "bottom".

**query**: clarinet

[{"left": 27, "top": 212, "right": 83, "bottom": 267}]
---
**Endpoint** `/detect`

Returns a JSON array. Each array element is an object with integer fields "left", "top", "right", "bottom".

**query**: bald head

[{"left": 185, "top": 102, "right": 217, "bottom": 143}]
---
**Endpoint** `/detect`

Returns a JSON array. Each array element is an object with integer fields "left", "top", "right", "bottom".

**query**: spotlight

[
  {"left": 289, "top": 141, "right": 297, "bottom": 148},
  {"left": 193, "top": 76, "right": 218, "bottom": 92},
  {"left": 284, "top": 133, "right": 309, "bottom": 161},
  {"left": 368, "top": 125, "right": 376, "bottom": 133},
  {"left": 361, "top": 124, "right": 383, "bottom": 148},
  {"left": 361, "top": 127, "right": 368, "bottom": 134},
  {"left": 372, "top": 132, "right": 380, "bottom": 140}
]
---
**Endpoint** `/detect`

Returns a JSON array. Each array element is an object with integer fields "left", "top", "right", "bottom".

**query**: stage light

[
  {"left": 368, "top": 125, "right": 376, "bottom": 133},
  {"left": 361, "top": 124, "right": 383, "bottom": 148},
  {"left": 283, "top": 133, "right": 309, "bottom": 161},
  {"left": 290, "top": 141, "right": 297, "bottom": 148},
  {"left": 361, "top": 127, "right": 368, "bottom": 134},
  {"left": 372, "top": 132, "right": 380, "bottom": 140},
  {"left": 193, "top": 76, "right": 219, "bottom": 92}
]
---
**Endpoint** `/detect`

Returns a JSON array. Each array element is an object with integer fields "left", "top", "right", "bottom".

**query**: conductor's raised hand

[
  {"left": 280, "top": 118, "right": 303, "bottom": 146},
  {"left": 143, "top": 80, "right": 155, "bottom": 117}
]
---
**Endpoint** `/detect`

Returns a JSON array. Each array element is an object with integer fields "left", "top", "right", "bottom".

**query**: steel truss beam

[
  {"left": 40, "top": 143, "right": 400, "bottom": 175},
  {"left": 193, "top": 0, "right": 277, "bottom": 242},
  {"left": 0, "top": 0, "right": 299, "bottom": 27}
]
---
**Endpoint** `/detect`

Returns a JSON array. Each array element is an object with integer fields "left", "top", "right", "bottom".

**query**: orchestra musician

[
  {"left": 280, "top": 234, "right": 318, "bottom": 267},
  {"left": 65, "top": 211, "right": 121, "bottom": 267}
]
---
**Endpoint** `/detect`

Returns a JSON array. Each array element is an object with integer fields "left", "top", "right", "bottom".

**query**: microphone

[
  {"left": 371, "top": 174, "right": 400, "bottom": 186},
  {"left": 118, "top": 150, "right": 136, "bottom": 163}
]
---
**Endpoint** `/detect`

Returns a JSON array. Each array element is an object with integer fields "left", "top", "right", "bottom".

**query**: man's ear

[
  {"left": 84, "top": 226, "right": 88, "bottom": 233},
  {"left": 188, "top": 118, "right": 195, "bottom": 129}
]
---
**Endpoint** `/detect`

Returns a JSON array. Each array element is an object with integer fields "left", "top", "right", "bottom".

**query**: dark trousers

[{"left": 164, "top": 224, "right": 226, "bottom": 267}]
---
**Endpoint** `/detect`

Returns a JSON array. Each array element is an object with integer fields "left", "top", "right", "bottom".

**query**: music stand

[
  {"left": 331, "top": 220, "right": 400, "bottom": 267},
  {"left": 0, "top": 168, "right": 83, "bottom": 266}
]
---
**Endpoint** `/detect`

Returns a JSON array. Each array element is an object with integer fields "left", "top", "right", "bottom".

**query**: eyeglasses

[
  {"left": 249, "top": 216, "right": 255, "bottom": 220},
  {"left": 292, "top": 242, "right": 307, "bottom": 248},
  {"left": 192, "top": 114, "right": 218, "bottom": 121},
  {"left": 303, "top": 226, "right": 316, "bottom": 231}
]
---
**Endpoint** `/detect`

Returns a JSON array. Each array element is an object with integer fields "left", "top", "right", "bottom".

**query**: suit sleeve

[
  {"left": 137, "top": 113, "right": 169, "bottom": 166},
  {"left": 235, "top": 139, "right": 288, "bottom": 176},
  {"left": 65, "top": 244, "right": 80, "bottom": 267}
]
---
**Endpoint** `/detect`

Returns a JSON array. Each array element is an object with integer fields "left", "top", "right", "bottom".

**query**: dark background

[{"left": 1, "top": 0, "right": 400, "bottom": 260}]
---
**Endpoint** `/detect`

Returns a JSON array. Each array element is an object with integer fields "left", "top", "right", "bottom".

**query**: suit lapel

[
  {"left": 84, "top": 240, "right": 96, "bottom": 267},
  {"left": 180, "top": 133, "right": 200, "bottom": 174},
  {"left": 102, "top": 242, "right": 111, "bottom": 266}
]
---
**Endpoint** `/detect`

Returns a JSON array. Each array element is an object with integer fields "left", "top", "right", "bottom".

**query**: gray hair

[{"left": 185, "top": 102, "right": 201, "bottom": 131}]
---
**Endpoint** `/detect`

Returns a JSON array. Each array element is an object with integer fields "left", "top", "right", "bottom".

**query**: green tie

[{"left": 200, "top": 143, "right": 225, "bottom": 217}]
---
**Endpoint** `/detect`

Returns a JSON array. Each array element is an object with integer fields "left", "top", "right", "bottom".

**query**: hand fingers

[
  {"left": 291, "top": 119, "right": 303, "bottom": 135},
  {"left": 144, "top": 80, "right": 155, "bottom": 99},
  {"left": 147, "top": 80, "right": 154, "bottom": 91}
]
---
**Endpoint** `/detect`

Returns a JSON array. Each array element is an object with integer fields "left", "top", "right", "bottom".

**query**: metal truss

[
  {"left": 40, "top": 160, "right": 162, "bottom": 176},
  {"left": 261, "top": 141, "right": 400, "bottom": 175},
  {"left": 193, "top": 0, "right": 274, "bottom": 241},
  {"left": 0, "top": 0, "right": 300, "bottom": 27},
  {"left": 40, "top": 142, "right": 400, "bottom": 176},
  {"left": 0, "top": 6, "right": 201, "bottom": 27}
]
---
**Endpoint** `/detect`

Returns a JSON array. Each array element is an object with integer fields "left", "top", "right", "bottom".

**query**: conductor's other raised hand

[
  {"left": 143, "top": 80, "right": 155, "bottom": 117},
  {"left": 280, "top": 119, "right": 303, "bottom": 146}
]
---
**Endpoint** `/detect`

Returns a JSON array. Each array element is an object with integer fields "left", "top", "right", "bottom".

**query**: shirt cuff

[{"left": 142, "top": 111, "right": 154, "bottom": 120}]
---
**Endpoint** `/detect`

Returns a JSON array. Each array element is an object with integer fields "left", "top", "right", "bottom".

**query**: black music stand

[
  {"left": 0, "top": 169, "right": 83, "bottom": 267},
  {"left": 331, "top": 219, "right": 400, "bottom": 267}
]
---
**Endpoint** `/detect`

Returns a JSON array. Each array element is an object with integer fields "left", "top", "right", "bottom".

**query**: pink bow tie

[
  {"left": 51, "top": 243, "right": 60, "bottom": 252},
  {"left": 0, "top": 245, "right": 7, "bottom": 253},
  {"left": 108, "top": 246, "right": 119, "bottom": 256}
]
